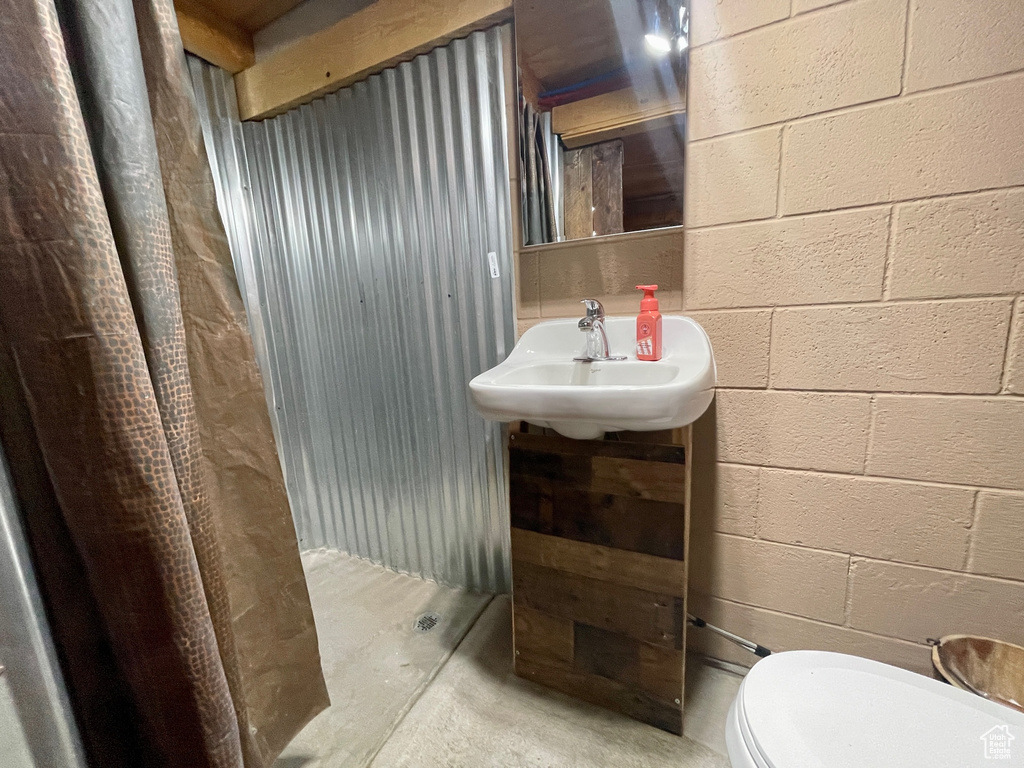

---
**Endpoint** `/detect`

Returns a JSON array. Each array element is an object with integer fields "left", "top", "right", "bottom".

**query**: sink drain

[{"left": 413, "top": 612, "right": 441, "bottom": 633}]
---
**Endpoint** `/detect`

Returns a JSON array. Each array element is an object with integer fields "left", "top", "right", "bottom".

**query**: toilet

[{"left": 726, "top": 650, "right": 1024, "bottom": 767}]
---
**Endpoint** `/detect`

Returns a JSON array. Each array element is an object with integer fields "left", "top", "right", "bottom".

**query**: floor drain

[{"left": 413, "top": 612, "right": 441, "bottom": 633}]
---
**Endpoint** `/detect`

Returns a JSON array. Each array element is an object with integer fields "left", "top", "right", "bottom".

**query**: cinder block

[
  {"left": 792, "top": 0, "right": 847, "bottom": 13},
  {"left": 849, "top": 558, "right": 1024, "bottom": 645},
  {"left": 757, "top": 468, "right": 974, "bottom": 570},
  {"left": 781, "top": 74, "right": 1024, "bottom": 214},
  {"left": 906, "top": 0, "right": 1024, "bottom": 93},
  {"left": 518, "top": 250, "right": 540, "bottom": 318},
  {"left": 535, "top": 229, "right": 683, "bottom": 317},
  {"left": 684, "top": 208, "right": 888, "bottom": 309},
  {"left": 969, "top": 493, "right": 1024, "bottom": 581},
  {"left": 689, "top": 0, "right": 904, "bottom": 140},
  {"left": 889, "top": 189, "right": 1024, "bottom": 300},
  {"left": 1006, "top": 299, "right": 1024, "bottom": 394},
  {"left": 687, "top": 594, "right": 933, "bottom": 675},
  {"left": 868, "top": 395, "right": 1024, "bottom": 490},
  {"left": 686, "top": 127, "right": 781, "bottom": 228},
  {"left": 691, "top": 462, "right": 759, "bottom": 538},
  {"left": 682, "top": 310, "right": 771, "bottom": 388},
  {"left": 689, "top": 0, "right": 789, "bottom": 47},
  {"left": 715, "top": 389, "right": 871, "bottom": 473},
  {"left": 689, "top": 533, "right": 850, "bottom": 624},
  {"left": 769, "top": 300, "right": 1012, "bottom": 393}
]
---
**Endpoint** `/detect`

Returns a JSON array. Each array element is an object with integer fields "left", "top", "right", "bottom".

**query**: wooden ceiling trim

[
  {"left": 177, "top": 0, "right": 307, "bottom": 34},
  {"left": 233, "top": 0, "right": 513, "bottom": 121},
  {"left": 513, "top": 0, "right": 650, "bottom": 92},
  {"left": 551, "top": 86, "right": 685, "bottom": 149},
  {"left": 175, "top": 0, "right": 254, "bottom": 74}
]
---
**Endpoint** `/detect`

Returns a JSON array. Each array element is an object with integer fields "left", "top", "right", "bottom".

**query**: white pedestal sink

[{"left": 469, "top": 316, "right": 716, "bottom": 440}]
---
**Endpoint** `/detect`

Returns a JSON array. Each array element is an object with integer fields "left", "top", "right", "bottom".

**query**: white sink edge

[{"left": 468, "top": 316, "right": 717, "bottom": 437}]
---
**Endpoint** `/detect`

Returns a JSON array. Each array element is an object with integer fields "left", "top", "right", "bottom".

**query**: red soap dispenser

[{"left": 635, "top": 284, "right": 662, "bottom": 361}]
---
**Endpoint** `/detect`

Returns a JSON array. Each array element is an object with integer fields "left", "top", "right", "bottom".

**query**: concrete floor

[
  {"left": 278, "top": 551, "right": 742, "bottom": 768},
  {"left": 276, "top": 550, "right": 492, "bottom": 767}
]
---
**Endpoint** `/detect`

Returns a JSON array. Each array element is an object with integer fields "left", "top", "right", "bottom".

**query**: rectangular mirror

[{"left": 515, "top": 0, "right": 688, "bottom": 246}]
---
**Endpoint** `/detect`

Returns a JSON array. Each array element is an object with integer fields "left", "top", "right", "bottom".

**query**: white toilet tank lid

[{"left": 738, "top": 650, "right": 1024, "bottom": 768}]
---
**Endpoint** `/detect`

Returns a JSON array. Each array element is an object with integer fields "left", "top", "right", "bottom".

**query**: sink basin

[{"left": 469, "top": 316, "right": 716, "bottom": 440}]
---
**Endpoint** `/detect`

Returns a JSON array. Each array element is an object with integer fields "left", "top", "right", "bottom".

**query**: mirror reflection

[{"left": 516, "top": 0, "right": 688, "bottom": 245}]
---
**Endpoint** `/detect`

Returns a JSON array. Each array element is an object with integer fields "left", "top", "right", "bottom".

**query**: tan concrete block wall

[
  {"left": 769, "top": 300, "right": 1011, "bottom": 393},
  {"left": 755, "top": 468, "right": 974, "bottom": 569},
  {"left": 780, "top": 74, "right": 1024, "bottom": 214},
  {"left": 689, "top": 462, "right": 759, "bottom": 538},
  {"left": 904, "top": 0, "right": 1024, "bottom": 93},
  {"left": 689, "top": 533, "right": 850, "bottom": 623},
  {"left": 848, "top": 559, "right": 1024, "bottom": 645},
  {"left": 791, "top": 0, "right": 846, "bottom": 14},
  {"left": 969, "top": 493, "right": 1024, "bottom": 582},
  {"left": 687, "top": 594, "right": 933, "bottom": 675},
  {"left": 681, "top": 310, "right": 771, "bottom": 387},
  {"left": 684, "top": 209, "right": 889, "bottom": 309},
  {"left": 714, "top": 389, "right": 871, "bottom": 473},
  {"left": 1006, "top": 299, "right": 1024, "bottom": 394},
  {"left": 689, "top": 0, "right": 905, "bottom": 140},
  {"left": 686, "top": 127, "right": 781, "bottom": 228},
  {"left": 888, "top": 189, "right": 1024, "bottom": 300},
  {"left": 509, "top": 0, "right": 1024, "bottom": 672},
  {"left": 689, "top": 0, "right": 789, "bottom": 48},
  {"left": 682, "top": 0, "right": 1024, "bottom": 672},
  {"left": 520, "top": 227, "right": 684, "bottom": 324},
  {"left": 867, "top": 396, "right": 1024, "bottom": 489}
]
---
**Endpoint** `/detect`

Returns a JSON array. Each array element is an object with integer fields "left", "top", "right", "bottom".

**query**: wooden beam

[
  {"left": 517, "top": 60, "right": 544, "bottom": 111},
  {"left": 175, "top": 0, "right": 254, "bottom": 74},
  {"left": 233, "top": 0, "right": 513, "bottom": 121},
  {"left": 551, "top": 86, "right": 685, "bottom": 149}
]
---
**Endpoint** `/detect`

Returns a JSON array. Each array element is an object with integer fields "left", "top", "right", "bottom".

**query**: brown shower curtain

[{"left": 0, "top": 0, "right": 329, "bottom": 766}]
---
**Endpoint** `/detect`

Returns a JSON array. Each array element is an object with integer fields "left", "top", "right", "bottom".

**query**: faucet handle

[{"left": 580, "top": 299, "right": 605, "bottom": 318}]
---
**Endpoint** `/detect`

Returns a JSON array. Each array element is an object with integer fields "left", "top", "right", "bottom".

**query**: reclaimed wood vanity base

[{"left": 508, "top": 424, "right": 691, "bottom": 734}]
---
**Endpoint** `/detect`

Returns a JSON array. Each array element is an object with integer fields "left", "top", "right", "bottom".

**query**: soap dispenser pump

[{"left": 635, "top": 285, "right": 662, "bottom": 361}]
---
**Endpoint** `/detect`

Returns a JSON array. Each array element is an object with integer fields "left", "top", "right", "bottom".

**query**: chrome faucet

[{"left": 574, "top": 299, "right": 626, "bottom": 362}]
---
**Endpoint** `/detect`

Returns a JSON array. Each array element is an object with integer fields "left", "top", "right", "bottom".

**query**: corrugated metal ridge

[{"left": 188, "top": 27, "right": 513, "bottom": 592}]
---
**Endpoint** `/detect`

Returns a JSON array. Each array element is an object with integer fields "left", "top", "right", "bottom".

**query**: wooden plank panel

[
  {"left": 563, "top": 146, "right": 594, "bottom": 239},
  {"left": 509, "top": 478, "right": 685, "bottom": 560},
  {"left": 175, "top": 0, "right": 254, "bottom": 74},
  {"left": 510, "top": 449, "right": 685, "bottom": 503},
  {"left": 511, "top": 528, "right": 685, "bottom": 596},
  {"left": 510, "top": 431, "right": 686, "bottom": 464},
  {"left": 512, "top": 604, "right": 574, "bottom": 667},
  {"left": 574, "top": 623, "right": 683, "bottom": 704},
  {"left": 507, "top": 427, "right": 691, "bottom": 734},
  {"left": 516, "top": 657, "right": 682, "bottom": 735},
  {"left": 508, "top": 448, "right": 591, "bottom": 486},
  {"left": 591, "top": 141, "right": 624, "bottom": 236},
  {"left": 590, "top": 456, "right": 686, "bottom": 504},
  {"left": 512, "top": 561, "right": 684, "bottom": 650},
  {"left": 234, "top": 0, "right": 513, "bottom": 120}
]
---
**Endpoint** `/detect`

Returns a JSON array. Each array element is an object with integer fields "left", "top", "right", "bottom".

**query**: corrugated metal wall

[{"left": 187, "top": 28, "right": 514, "bottom": 592}]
